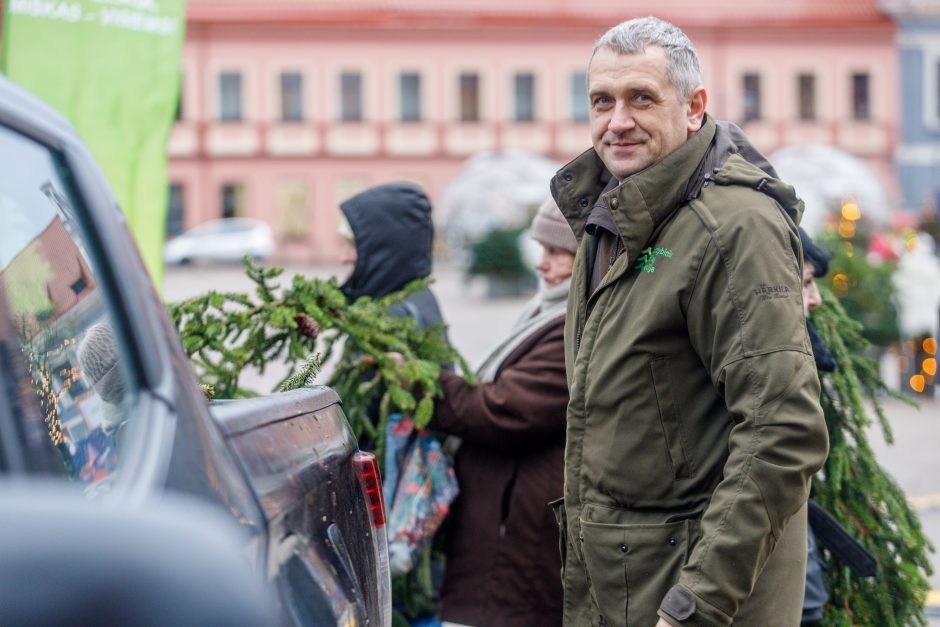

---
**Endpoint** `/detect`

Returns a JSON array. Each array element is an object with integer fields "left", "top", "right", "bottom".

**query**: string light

[
  {"left": 832, "top": 273, "right": 849, "bottom": 297},
  {"left": 838, "top": 219, "right": 856, "bottom": 239},
  {"left": 924, "top": 337, "right": 937, "bottom": 356},
  {"left": 841, "top": 201, "right": 861, "bottom": 221},
  {"left": 923, "top": 358, "right": 937, "bottom": 377}
]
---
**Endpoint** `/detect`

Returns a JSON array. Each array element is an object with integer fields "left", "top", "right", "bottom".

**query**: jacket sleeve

[
  {"left": 660, "top": 201, "right": 829, "bottom": 626},
  {"left": 428, "top": 318, "right": 568, "bottom": 452}
]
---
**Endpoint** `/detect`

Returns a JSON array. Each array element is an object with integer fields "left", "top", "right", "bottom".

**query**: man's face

[{"left": 588, "top": 45, "right": 706, "bottom": 180}]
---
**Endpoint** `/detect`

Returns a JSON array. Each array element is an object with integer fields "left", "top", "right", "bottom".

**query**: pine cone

[{"left": 293, "top": 313, "right": 320, "bottom": 339}]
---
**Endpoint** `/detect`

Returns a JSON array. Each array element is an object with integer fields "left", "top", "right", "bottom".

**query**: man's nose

[{"left": 608, "top": 102, "right": 636, "bottom": 133}]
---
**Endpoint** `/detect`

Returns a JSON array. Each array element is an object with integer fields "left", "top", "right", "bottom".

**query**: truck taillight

[
  {"left": 353, "top": 451, "right": 386, "bottom": 528},
  {"left": 353, "top": 451, "right": 391, "bottom": 626}
]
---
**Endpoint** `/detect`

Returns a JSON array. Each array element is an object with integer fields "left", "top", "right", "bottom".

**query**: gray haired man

[{"left": 550, "top": 16, "right": 828, "bottom": 627}]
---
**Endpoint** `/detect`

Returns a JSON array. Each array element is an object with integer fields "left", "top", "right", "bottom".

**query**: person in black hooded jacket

[
  {"left": 799, "top": 226, "right": 834, "bottom": 626},
  {"left": 338, "top": 182, "right": 447, "bottom": 334}
]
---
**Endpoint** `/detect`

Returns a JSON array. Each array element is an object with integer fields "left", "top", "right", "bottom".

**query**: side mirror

[{"left": 0, "top": 481, "right": 277, "bottom": 626}]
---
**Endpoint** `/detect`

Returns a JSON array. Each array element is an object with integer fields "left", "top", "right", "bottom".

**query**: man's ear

[{"left": 686, "top": 87, "right": 707, "bottom": 133}]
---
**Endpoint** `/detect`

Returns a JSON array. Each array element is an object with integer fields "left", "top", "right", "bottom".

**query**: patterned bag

[{"left": 383, "top": 413, "right": 459, "bottom": 576}]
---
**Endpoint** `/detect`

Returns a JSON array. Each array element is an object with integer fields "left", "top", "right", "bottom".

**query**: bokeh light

[
  {"left": 924, "top": 337, "right": 937, "bottom": 355},
  {"left": 841, "top": 202, "right": 861, "bottom": 221},
  {"left": 910, "top": 374, "right": 926, "bottom": 393},
  {"left": 832, "top": 273, "right": 849, "bottom": 297},
  {"left": 923, "top": 358, "right": 937, "bottom": 377},
  {"left": 838, "top": 219, "right": 856, "bottom": 238}
]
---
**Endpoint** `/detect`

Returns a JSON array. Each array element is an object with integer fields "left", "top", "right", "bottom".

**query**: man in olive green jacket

[{"left": 549, "top": 17, "right": 829, "bottom": 627}]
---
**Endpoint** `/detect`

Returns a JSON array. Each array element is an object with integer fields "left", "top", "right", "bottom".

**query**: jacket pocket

[
  {"left": 549, "top": 497, "right": 567, "bottom": 581},
  {"left": 578, "top": 517, "right": 697, "bottom": 627},
  {"left": 649, "top": 357, "right": 693, "bottom": 479}
]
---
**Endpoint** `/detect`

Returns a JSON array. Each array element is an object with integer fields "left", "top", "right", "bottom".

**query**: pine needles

[
  {"left": 811, "top": 287, "right": 933, "bottom": 626},
  {"left": 168, "top": 257, "right": 473, "bottom": 464}
]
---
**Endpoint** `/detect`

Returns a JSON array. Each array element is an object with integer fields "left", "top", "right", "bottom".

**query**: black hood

[
  {"left": 799, "top": 227, "right": 830, "bottom": 277},
  {"left": 340, "top": 182, "right": 434, "bottom": 300}
]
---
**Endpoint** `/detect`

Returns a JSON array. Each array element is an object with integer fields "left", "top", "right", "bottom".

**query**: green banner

[{"left": 1, "top": 0, "right": 187, "bottom": 288}]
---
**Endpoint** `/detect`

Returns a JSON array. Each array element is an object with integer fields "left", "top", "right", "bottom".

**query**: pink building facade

[{"left": 169, "top": 0, "right": 897, "bottom": 262}]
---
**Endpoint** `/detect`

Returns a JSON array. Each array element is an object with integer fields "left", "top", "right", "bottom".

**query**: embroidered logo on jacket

[
  {"left": 753, "top": 284, "right": 791, "bottom": 301},
  {"left": 635, "top": 247, "right": 673, "bottom": 273}
]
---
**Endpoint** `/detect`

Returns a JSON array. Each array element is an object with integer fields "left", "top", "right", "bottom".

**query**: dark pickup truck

[{"left": 0, "top": 75, "right": 390, "bottom": 625}]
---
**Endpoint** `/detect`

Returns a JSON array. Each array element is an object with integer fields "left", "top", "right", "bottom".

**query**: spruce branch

[
  {"left": 169, "top": 256, "right": 473, "bottom": 465},
  {"left": 810, "top": 286, "right": 932, "bottom": 626}
]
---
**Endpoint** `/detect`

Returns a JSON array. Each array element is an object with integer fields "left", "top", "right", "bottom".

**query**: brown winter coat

[{"left": 430, "top": 316, "right": 567, "bottom": 627}]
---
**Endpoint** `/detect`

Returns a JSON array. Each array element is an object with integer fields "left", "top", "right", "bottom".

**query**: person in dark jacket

[
  {"left": 429, "top": 198, "right": 577, "bottom": 627},
  {"left": 799, "top": 227, "right": 834, "bottom": 626},
  {"left": 800, "top": 227, "right": 836, "bottom": 372},
  {"left": 338, "top": 182, "right": 446, "bottom": 331}
]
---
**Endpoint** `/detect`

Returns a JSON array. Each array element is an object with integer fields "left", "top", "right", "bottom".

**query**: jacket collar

[{"left": 551, "top": 115, "right": 717, "bottom": 263}]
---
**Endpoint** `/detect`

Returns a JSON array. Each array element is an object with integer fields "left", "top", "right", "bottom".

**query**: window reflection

[{"left": 0, "top": 124, "right": 136, "bottom": 489}]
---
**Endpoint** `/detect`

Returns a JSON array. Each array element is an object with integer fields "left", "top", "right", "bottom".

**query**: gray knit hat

[
  {"left": 530, "top": 197, "right": 577, "bottom": 254},
  {"left": 78, "top": 323, "right": 126, "bottom": 404}
]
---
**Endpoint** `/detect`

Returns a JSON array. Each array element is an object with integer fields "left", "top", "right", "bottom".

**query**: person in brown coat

[{"left": 429, "top": 198, "right": 577, "bottom": 627}]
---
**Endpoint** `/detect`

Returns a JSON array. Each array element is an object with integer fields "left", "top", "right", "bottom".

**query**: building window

[
  {"left": 280, "top": 72, "right": 304, "bottom": 122},
  {"left": 797, "top": 74, "right": 816, "bottom": 121},
  {"left": 400, "top": 73, "right": 422, "bottom": 122},
  {"left": 167, "top": 183, "right": 184, "bottom": 238},
  {"left": 936, "top": 60, "right": 940, "bottom": 123},
  {"left": 514, "top": 73, "right": 535, "bottom": 122},
  {"left": 277, "top": 180, "right": 308, "bottom": 240},
  {"left": 852, "top": 72, "right": 870, "bottom": 121},
  {"left": 335, "top": 176, "right": 369, "bottom": 206},
  {"left": 459, "top": 73, "right": 480, "bottom": 122},
  {"left": 219, "top": 72, "right": 243, "bottom": 122},
  {"left": 922, "top": 55, "right": 940, "bottom": 130},
  {"left": 742, "top": 73, "right": 761, "bottom": 123},
  {"left": 221, "top": 183, "right": 246, "bottom": 219},
  {"left": 571, "top": 72, "right": 588, "bottom": 122},
  {"left": 340, "top": 72, "right": 363, "bottom": 122}
]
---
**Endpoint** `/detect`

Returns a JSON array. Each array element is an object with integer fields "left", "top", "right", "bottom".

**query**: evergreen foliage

[
  {"left": 466, "top": 227, "right": 533, "bottom": 279},
  {"left": 170, "top": 259, "right": 476, "bottom": 623},
  {"left": 819, "top": 227, "right": 900, "bottom": 347},
  {"left": 168, "top": 258, "right": 474, "bottom": 464},
  {"left": 810, "top": 286, "right": 933, "bottom": 626}
]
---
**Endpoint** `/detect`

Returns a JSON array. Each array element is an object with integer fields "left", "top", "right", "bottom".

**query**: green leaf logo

[{"left": 635, "top": 247, "right": 673, "bottom": 273}]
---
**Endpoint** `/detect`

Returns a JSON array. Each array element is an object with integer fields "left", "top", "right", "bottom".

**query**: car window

[
  {"left": 0, "top": 124, "right": 139, "bottom": 492},
  {"left": 219, "top": 219, "right": 251, "bottom": 233}
]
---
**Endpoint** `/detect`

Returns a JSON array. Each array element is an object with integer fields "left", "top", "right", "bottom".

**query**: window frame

[
  {"left": 513, "top": 72, "right": 536, "bottom": 123},
  {"left": 218, "top": 71, "right": 243, "bottom": 122},
  {"left": 571, "top": 72, "right": 589, "bottom": 123},
  {"left": 923, "top": 48, "right": 940, "bottom": 131},
  {"left": 851, "top": 71, "right": 871, "bottom": 121},
  {"left": 399, "top": 72, "right": 422, "bottom": 123},
  {"left": 279, "top": 71, "right": 305, "bottom": 123},
  {"left": 458, "top": 72, "right": 480, "bottom": 123},
  {"left": 339, "top": 72, "right": 364, "bottom": 123},
  {"left": 742, "top": 72, "right": 762, "bottom": 123},
  {"left": 797, "top": 73, "right": 816, "bottom": 122}
]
